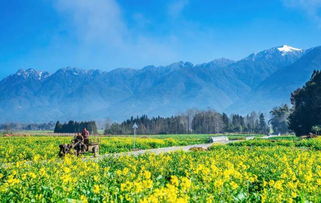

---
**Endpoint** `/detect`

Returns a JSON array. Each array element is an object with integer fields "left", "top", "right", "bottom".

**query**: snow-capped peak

[
  {"left": 277, "top": 45, "right": 302, "bottom": 53},
  {"left": 16, "top": 68, "right": 49, "bottom": 80}
]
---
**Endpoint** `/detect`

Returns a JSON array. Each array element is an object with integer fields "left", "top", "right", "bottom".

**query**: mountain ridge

[
  {"left": 226, "top": 45, "right": 321, "bottom": 114},
  {"left": 0, "top": 45, "right": 317, "bottom": 123}
]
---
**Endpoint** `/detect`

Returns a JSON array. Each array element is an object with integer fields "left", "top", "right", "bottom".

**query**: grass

[
  {"left": 267, "top": 135, "right": 299, "bottom": 141},
  {"left": 228, "top": 136, "right": 321, "bottom": 150},
  {"left": 2, "top": 130, "right": 54, "bottom": 134},
  {"left": 114, "top": 133, "right": 264, "bottom": 141}
]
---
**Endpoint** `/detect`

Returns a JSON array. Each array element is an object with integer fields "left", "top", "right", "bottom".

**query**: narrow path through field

[{"left": 93, "top": 140, "right": 236, "bottom": 161}]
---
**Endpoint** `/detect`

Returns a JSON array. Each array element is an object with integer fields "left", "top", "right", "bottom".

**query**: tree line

[
  {"left": 104, "top": 110, "right": 269, "bottom": 135},
  {"left": 54, "top": 121, "right": 98, "bottom": 134},
  {"left": 0, "top": 122, "right": 55, "bottom": 131}
]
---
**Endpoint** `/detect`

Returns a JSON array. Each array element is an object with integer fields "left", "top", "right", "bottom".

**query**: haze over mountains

[{"left": 1, "top": 45, "right": 320, "bottom": 123}]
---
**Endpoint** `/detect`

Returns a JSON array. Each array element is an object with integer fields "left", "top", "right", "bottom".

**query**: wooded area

[
  {"left": 104, "top": 110, "right": 269, "bottom": 135},
  {"left": 54, "top": 121, "right": 98, "bottom": 134},
  {"left": 0, "top": 122, "right": 55, "bottom": 131}
]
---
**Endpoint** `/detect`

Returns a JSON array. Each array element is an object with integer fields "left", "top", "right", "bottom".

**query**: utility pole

[{"left": 132, "top": 123, "right": 138, "bottom": 149}]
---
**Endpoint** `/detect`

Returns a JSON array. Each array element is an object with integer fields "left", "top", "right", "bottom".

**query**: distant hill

[
  {"left": 1, "top": 45, "right": 318, "bottom": 123},
  {"left": 227, "top": 46, "right": 321, "bottom": 114}
]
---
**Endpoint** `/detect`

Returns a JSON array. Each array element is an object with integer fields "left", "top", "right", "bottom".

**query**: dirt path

[{"left": 93, "top": 140, "right": 235, "bottom": 161}]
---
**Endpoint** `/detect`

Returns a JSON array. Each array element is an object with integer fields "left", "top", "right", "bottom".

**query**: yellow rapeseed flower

[
  {"left": 93, "top": 185, "right": 100, "bottom": 194},
  {"left": 80, "top": 195, "right": 88, "bottom": 203},
  {"left": 170, "top": 176, "right": 179, "bottom": 186}
]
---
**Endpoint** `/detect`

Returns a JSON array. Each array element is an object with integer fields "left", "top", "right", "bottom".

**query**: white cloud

[
  {"left": 168, "top": 0, "right": 189, "bottom": 18},
  {"left": 55, "top": 0, "right": 127, "bottom": 47},
  {"left": 53, "top": 0, "right": 179, "bottom": 68},
  {"left": 284, "top": 0, "right": 321, "bottom": 27}
]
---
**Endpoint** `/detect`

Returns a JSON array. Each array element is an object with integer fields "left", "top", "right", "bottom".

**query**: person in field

[{"left": 81, "top": 128, "right": 90, "bottom": 149}]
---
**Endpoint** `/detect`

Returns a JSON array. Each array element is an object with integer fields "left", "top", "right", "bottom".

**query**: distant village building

[{"left": 210, "top": 136, "right": 229, "bottom": 143}]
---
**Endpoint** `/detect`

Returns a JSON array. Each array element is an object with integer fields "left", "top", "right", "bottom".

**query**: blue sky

[{"left": 1, "top": 0, "right": 321, "bottom": 78}]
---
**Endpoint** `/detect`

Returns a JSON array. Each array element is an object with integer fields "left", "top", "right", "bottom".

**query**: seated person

[{"left": 81, "top": 128, "right": 90, "bottom": 146}]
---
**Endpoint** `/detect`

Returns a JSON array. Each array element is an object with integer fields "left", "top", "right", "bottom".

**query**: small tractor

[{"left": 59, "top": 136, "right": 99, "bottom": 157}]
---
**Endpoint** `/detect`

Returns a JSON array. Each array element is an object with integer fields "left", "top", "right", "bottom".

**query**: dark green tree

[
  {"left": 222, "top": 113, "right": 229, "bottom": 132},
  {"left": 54, "top": 121, "right": 62, "bottom": 133},
  {"left": 87, "top": 121, "right": 98, "bottom": 134},
  {"left": 258, "top": 113, "right": 268, "bottom": 134},
  {"left": 54, "top": 120, "right": 98, "bottom": 134},
  {"left": 269, "top": 104, "right": 291, "bottom": 134},
  {"left": 289, "top": 70, "right": 321, "bottom": 136}
]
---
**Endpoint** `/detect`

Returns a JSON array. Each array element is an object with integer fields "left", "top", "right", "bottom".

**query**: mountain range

[{"left": 1, "top": 45, "right": 320, "bottom": 123}]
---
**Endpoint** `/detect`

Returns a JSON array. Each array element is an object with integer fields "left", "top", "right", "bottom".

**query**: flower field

[
  {"left": 229, "top": 136, "right": 321, "bottom": 150},
  {"left": 2, "top": 135, "right": 321, "bottom": 202},
  {"left": 0, "top": 136, "right": 203, "bottom": 163},
  {"left": 0, "top": 134, "right": 261, "bottom": 163}
]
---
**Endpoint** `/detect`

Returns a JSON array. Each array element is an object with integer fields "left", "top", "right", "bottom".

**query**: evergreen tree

[
  {"left": 54, "top": 120, "right": 98, "bottom": 134},
  {"left": 54, "top": 121, "right": 62, "bottom": 133},
  {"left": 222, "top": 113, "right": 229, "bottom": 132},
  {"left": 289, "top": 70, "right": 321, "bottom": 136},
  {"left": 269, "top": 104, "right": 291, "bottom": 134},
  {"left": 258, "top": 113, "right": 268, "bottom": 134}
]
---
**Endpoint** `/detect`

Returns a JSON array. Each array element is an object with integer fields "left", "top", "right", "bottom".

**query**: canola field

[
  {"left": 0, "top": 134, "right": 261, "bottom": 163},
  {"left": 0, "top": 135, "right": 205, "bottom": 163},
  {"left": 1, "top": 135, "right": 321, "bottom": 202}
]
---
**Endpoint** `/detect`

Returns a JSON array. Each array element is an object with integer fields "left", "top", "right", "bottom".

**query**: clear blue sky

[{"left": 1, "top": 0, "right": 321, "bottom": 78}]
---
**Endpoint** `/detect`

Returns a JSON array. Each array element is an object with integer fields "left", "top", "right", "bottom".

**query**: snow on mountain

[
  {"left": 277, "top": 45, "right": 302, "bottom": 55},
  {"left": 245, "top": 45, "right": 303, "bottom": 62},
  {"left": 16, "top": 68, "right": 49, "bottom": 80}
]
